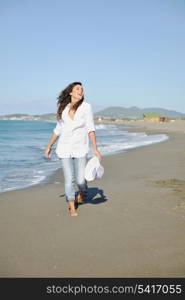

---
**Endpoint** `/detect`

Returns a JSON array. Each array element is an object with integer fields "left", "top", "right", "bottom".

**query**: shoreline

[
  {"left": 0, "top": 121, "right": 185, "bottom": 277},
  {"left": 0, "top": 122, "right": 170, "bottom": 195}
]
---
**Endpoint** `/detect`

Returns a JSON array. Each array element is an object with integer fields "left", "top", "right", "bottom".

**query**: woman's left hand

[{"left": 94, "top": 149, "right": 102, "bottom": 162}]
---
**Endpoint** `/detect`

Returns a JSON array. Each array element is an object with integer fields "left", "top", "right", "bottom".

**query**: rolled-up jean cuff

[{"left": 66, "top": 196, "right": 75, "bottom": 202}]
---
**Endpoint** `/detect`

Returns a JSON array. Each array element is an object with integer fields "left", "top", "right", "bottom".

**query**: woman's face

[{"left": 70, "top": 84, "right": 84, "bottom": 101}]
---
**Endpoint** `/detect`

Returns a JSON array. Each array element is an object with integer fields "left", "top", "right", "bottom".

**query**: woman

[{"left": 44, "top": 82, "right": 102, "bottom": 216}]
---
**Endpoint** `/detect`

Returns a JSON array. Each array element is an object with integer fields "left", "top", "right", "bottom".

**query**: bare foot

[
  {"left": 68, "top": 200, "right": 78, "bottom": 216},
  {"left": 69, "top": 207, "right": 78, "bottom": 217}
]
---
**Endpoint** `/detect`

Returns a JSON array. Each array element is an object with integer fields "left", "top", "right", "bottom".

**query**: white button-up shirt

[{"left": 53, "top": 101, "right": 95, "bottom": 158}]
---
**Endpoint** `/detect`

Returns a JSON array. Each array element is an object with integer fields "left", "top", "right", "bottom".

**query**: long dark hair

[{"left": 56, "top": 82, "right": 84, "bottom": 120}]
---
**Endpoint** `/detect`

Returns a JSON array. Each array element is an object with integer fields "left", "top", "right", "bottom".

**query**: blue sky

[{"left": 0, "top": 0, "right": 185, "bottom": 114}]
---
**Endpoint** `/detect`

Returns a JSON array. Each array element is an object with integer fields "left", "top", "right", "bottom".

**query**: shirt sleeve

[
  {"left": 53, "top": 120, "right": 62, "bottom": 136},
  {"left": 86, "top": 103, "right": 95, "bottom": 133}
]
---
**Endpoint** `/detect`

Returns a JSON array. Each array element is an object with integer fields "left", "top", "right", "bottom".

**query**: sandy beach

[{"left": 0, "top": 120, "right": 185, "bottom": 277}]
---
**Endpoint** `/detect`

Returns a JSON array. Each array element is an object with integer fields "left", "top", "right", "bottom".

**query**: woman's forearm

[
  {"left": 88, "top": 131, "right": 98, "bottom": 151},
  {"left": 47, "top": 133, "right": 59, "bottom": 148},
  {"left": 89, "top": 131, "right": 102, "bottom": 161}
]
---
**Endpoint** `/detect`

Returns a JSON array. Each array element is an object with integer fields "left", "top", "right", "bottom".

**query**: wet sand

[{"left": 0, "top": 121, "right": 185, "bottom": 277}]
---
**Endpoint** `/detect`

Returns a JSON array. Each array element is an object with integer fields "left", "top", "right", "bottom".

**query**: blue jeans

[{"left": 61, "top": 155, "right": 88, "bottom": 202}]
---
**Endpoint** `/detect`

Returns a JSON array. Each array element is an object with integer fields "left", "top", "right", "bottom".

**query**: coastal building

[{"left": 143, "top": 112, "right": 170, "bottom": 122}]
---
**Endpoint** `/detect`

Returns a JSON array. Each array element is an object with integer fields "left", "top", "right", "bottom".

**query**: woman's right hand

[{"left": 44, "top": 146, "right": 52, "bottom": 158}]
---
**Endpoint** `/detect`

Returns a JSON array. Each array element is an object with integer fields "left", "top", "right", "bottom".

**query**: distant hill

[
  {"left": 94, "top": 106, "right": 185, "bottom": 119},
  {"left": 0, "top": 106, "right": 185, "bottom": 120},
  {"left": 0, "top": 113, "right": 56, "bottom": 121},
  {"left": 38, "top": 113, "right": 56, "bottom": 120}
]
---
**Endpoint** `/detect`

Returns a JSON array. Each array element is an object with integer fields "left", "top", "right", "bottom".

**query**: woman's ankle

[{"left": 69, "top": 200, "right": 75, "bottom": 210}]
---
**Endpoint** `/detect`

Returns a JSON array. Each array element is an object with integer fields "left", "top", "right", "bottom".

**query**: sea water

[{"left": 0, "top": 120, "right": 168, "bottom": 193}]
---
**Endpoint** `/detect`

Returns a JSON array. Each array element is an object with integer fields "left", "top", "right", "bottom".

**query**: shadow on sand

[{"left": 84, "top": 187, "right": 107, "bottom": 205}]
